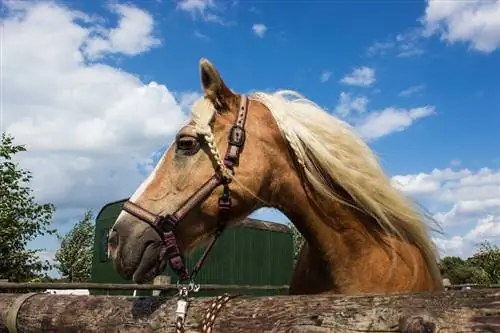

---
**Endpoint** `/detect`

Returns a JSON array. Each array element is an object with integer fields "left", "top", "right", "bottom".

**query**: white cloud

[
  {"left": 252, "top": 23, "right": 267, "bottom": 38},
  {"left": 340, "top": 66, "right": 376, "bottom": 87},
  {"left": 367, "top": 41, "right": 395, "bottom": 56},
  {"left": 466, "top": 215, "right": 500, "bottom": 241},
  {"left": 354, "top": 106, "right": 435, "bottom": 140},
  {"left": 368, "top": 29, "right": 424, "bottom": 58},
  {"left": 392, "top": 167, "right": 500, "bottom": 258},
  {"left": 3, "top": 1, "right": 188, "bottom": 221},
  {"left": 320, "top": 70, "right": 332, "bottom": 83},
  {"left": 399, "top": 84, "right": 425, "bottom": 97},
  {"left": 433, "top": 215, "right": 500, "bottom": 258},
  {"left": 84, "top": 4, "right": 160, "bottom": 59},
  {"left": 391, "top": 173, "right": 441, "bottom": 195},
  {"left": 334, "top": 92, "right": 368, "bottom": 117},
  {"left": 332, "top": 90, "right": 434, "bottom": 140},
  {"left": 421, "top": 0, "right": 500, "bottom": 53},
  {"left": 177, "top": 0, "right": 223, "bottom": 24},
  {"left": 433, "top": 235, "right": 470, "bottom": 258}
]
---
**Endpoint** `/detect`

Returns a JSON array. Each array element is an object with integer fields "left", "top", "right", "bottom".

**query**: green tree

[
  {"left": 439, "top": 256, "right": 466, "bottom": 277},
  {"left": 54, "top": 210, "right": 95, "bottom": 282},
  {"left": 439, "top": 242, "right": 500, "bottom": 285},
  {"left": 0, "top": 133, "right": 56, "bottom": 281},
  {"left": 468, "top": 241, "right": 500, "bottom": 284},
  {"left": 448, "top": 264, "right": 491, "bottom": 284}
]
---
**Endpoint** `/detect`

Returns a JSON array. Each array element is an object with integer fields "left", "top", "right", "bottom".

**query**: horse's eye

[{"left": 176, "top": 135, "right": 199, "bottom": 155}]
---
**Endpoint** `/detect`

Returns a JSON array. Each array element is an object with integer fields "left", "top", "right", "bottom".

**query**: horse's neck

[
  {"left": 278, "top": 183, "right": 441, "bottom": 294},
  {"left": 276, "top": 168, "right": 419, "bottom": 293},
  {"left": 275, "top": 179, "right": 377, "bottom": 292}
]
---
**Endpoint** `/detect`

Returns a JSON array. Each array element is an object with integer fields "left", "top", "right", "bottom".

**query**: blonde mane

[
  {"left": 250, "top": 90, "right": 442, "bottom": 283},
  {"left": 190, "top": 90, "right": 442, "bottom": 284}
]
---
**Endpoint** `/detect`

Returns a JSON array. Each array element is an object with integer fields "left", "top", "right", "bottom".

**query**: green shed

[{"left": 91, "top": 199, "right": 294, "bottom": 297}]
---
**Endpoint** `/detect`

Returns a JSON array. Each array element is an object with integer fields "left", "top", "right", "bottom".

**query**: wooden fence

[{"left": 0, "top": 282, "right": 499, "bottom": 332}]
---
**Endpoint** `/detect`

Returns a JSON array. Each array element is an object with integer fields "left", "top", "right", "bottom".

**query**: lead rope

[
  {"left": 175, "top": 287, "right": 237, "bottom": 333},
  {"left": 175, "top": 289, "right": 237, "bottom": 333}
]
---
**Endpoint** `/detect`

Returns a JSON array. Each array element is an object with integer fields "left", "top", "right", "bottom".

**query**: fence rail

[
  {"left": 0, "top": 288, "right": 499, "bottom": 332},
  {"left": 0, "top": 282, "right": 290, "bottom": 291},
  {"left": 0, "top": 281, "right": 499, "bottom": 292},
  {"left": 444, "top": 283, "right": 500, "bottom": 289}
]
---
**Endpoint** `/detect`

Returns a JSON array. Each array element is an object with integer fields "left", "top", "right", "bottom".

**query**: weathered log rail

[
  {"left": 1, "top": 281, "right": 496, "bottom": 292},
  {"left": 0, "top": 282, "right": 289, "bottom": 291},
  {"left": 0, "top": 289, "right": 499, "bottom": 333}
]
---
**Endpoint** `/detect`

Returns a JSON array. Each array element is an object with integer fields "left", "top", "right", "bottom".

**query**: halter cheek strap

[{"left": 122, "top": 95, "right": 249, "bottom": 281}]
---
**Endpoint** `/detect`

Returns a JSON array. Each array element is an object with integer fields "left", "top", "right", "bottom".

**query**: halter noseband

[{"left": 121, "top": 96, "right": 249, "bottom": 282}]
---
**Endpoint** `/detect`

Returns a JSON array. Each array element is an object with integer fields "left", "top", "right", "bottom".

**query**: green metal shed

[{"left": 91, "top": 199, "right": 294, "bottom": 297}]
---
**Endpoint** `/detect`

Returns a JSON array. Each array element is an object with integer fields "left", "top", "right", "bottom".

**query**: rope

[
  {"left": 175, "top": 293, "right": 237, "bottom": 333},
  {"left": 201, "top": 294, "right": 237, "bottom": 333}
]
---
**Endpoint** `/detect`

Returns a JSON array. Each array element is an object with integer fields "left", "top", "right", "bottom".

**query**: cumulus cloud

[
  {"left": 331, "top": 91, "right": 435, "bottom": 140},
  {"left": 84, "top": 4, "right": 160, "bottom": 59},
  {"left": 3, "top": 1, "right": 188, "bottom": 220},
  {"left": 421, "top": 0, "right": 500, "bottom": 53},
  {"left": 433, "top": 215, "right": 500, "bottom": 258},
  {"left": 252, "top": 23, "right": 267, "bottom": 38},
  {"left": 177, "top": 0, "right": 224, "bottom": 24},
  {"left": 334, "top": 92, "right": 368, "bottom": 117},
  {"left": 354, "top": 106, "right": 435, "bottom": 140},
  {"left": 392, "top": 167, "right": 500, "bottom": 258},
  {"left": 340, "top": 66, "right": 376, "bottom": 87}
]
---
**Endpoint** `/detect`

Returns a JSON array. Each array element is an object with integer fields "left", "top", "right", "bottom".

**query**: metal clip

[
  {"left": 175, "top": 298, "right": 189, "bottom": 323},
  {"left": 176, "top": 279, "right": 201, "bottom": 294},
  {"left": 189, "top": 280, "right": 201, "bottom": 293},
  {"left": 175, "top": 284, "right": 190, "bottom": 324}
]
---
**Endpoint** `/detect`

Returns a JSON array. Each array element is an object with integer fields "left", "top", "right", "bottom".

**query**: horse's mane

[{"left": 249, "top": 90, "right": 442, "bottom": 284}]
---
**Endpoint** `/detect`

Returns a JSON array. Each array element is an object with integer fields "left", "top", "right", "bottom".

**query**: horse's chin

[
  {"left": 132, "top": 242, "right": 167, "bottom": 284},
  {"left": 131, "top": 228, "right": 218, "bottom": 283}
]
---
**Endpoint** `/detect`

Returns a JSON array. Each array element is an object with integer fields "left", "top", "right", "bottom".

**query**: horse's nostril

[{"left": 108, "top": 229, "right": 119, "bottom": 250}]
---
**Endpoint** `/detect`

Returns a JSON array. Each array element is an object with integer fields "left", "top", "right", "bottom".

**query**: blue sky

[{"left": 3, "top": 0, "right": 500, "bottom": 274}]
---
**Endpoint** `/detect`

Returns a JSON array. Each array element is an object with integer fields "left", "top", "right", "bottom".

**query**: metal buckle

[
  {"left": 156, "top": 214, "right": 177, "bottom": 231},
  {"left": 228, "top": 125, "right": 245, "bottom": 147}
]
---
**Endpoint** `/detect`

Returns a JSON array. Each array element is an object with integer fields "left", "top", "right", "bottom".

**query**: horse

[{"left": 107, "top": 58, "right": 443, "bottom": 295}]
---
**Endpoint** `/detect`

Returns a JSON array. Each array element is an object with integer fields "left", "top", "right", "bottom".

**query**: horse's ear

[{"left": 199, "top": 58, "right": 235, "bottom": 110}]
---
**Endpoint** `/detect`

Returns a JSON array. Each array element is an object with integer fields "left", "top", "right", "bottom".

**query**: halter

[{"left": 121, "top": 95, "right": 249, "bottom": 283}]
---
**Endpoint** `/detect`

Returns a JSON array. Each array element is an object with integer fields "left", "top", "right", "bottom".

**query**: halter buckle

[
  {"left": 218, "top": 185, "right": 232, "bottom": 211},
  {"left": 156, "top": 214, "right": 177, "bottom": 232},
  {"left": 228, "top": 125, "right": 245, "bottom": 147},
  {"left": 218, "top": 197, "right": 232, "bottom": 210}
]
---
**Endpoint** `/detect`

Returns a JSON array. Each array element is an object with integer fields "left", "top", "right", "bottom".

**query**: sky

[{"left": 1, "top": 0, "right": 500, "bottom": 275}]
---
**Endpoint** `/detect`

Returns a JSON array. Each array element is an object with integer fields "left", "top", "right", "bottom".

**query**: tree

[
  {"left": 0, "top": 133, "right": 56, "bottom": 281},
  {"left": 439, "top": 256, "right": 466, "bottom": 281},
  {"left": 439, "top": 241, "right": 500, "bottom": 285},
  {"left": 468, "top": 241, "right": 500, "bottom": 284},
  {"left": 448, "top": 265, "right": 491, "bottom": 285},
  {"left": 54, "top": 210, "right": 95, "bottom": 282}
]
